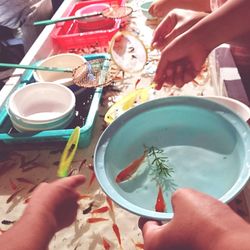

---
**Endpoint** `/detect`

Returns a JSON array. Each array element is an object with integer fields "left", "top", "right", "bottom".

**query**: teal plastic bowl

[
  {"left": 94, "top": 96, "right": 250, "bottom": 220},
  {"left": 140, "top": 1, "right": 154, "bottom": 19}
]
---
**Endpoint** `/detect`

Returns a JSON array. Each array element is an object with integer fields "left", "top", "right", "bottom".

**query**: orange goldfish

[
  {"left": 155, "top": 186, "right": 166, "bottom": 212},
  {"left": 115, "top": 150, "right": 147, "bottom": 183},
  {"left": 87, "top": 218, "right": 108, "bottom": 223}
]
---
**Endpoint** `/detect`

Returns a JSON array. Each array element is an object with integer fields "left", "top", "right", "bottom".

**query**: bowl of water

[{"left": 94, "top": 96, "right": 250, "bottom": 220}]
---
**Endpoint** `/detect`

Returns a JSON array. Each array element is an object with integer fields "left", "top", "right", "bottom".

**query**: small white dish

[
  {"left": 8, "top": 82, "right": 75, "bottom": 126},
  {"left": 203, "top": 96, "right": 250, "bottom": 122},
  {"left": 33, "top": 53, "right": 87, "bottom": 87}
]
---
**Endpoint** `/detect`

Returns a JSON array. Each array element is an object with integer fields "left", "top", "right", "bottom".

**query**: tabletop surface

[{"left": 0, "top": 1, "right": 250, "bottom": 249}]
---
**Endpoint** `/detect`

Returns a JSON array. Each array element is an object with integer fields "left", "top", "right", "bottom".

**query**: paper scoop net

[{"left": 72, "top": 58, "right": 111, "bottom": 88}]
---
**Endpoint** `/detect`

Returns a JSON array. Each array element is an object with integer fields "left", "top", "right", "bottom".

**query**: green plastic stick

[
  {"left": 0, "top": 63, "right": 72, "bottom": 73},
  {"left": 34, "top": 12, "right": 102, "bottom": 26}
]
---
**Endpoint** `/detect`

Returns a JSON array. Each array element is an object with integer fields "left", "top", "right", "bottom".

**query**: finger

[
  {"left": 138, "top": 217, "right": 162, "bottom": 236},
  {"left": 154, "top": 53, "right": 174, "bottom": 88},
  {"left": 54, "top": 175, "right": 86, "bottom": 189},
  {"left": 183, "top": 71, "right": 196, "bottom": 84},
  {"left": 148, "top": 4, "right": 155, "bottom": 16},
  {"left": 173, "top": 64, "right": 184, "bottom": 87},
  {"left": 183, "top": 64, "right": 198, "bottom": 84},
  {"left": 154, "top": 67, "right": 174, "bottom": 90},
  {"left": 152, "top": 14, "right": 175, "bottom": 49}
]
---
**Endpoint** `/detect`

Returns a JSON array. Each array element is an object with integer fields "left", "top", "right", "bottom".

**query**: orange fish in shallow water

[
  {"left": 87, "top": 171, "right": 96, "bottom": 189},
  {"left": 78, "top": 194, "right": 92, "bottom": 200},
  {"left": 115, "top": 150, "right": 147, "bottom": 183},
  {"left": 112, "top": 223, "right": 122, "bottom": 246},
  {"left": 102, "top": 237, "right": 111, "bottom": 250},
  {"left": 87, "top": 218, "right": 108, "bottom": 223},
  {"left": 135, "top": 243, "right": 144, "bottom": 249},
  {"left": 91, "top": 206, "right": 109, "bottom": 214},
  {"left": 155, "top": 186, "right": 166, "bottom": 212}
]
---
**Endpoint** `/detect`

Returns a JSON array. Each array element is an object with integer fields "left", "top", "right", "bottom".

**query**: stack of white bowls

[{"left": 8, "top": 82, "right": 76, "bottom": 132}]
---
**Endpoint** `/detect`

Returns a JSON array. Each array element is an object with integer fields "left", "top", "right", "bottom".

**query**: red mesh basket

[{"left": 51, "top": 0, "right": 125, "bottom": 51}]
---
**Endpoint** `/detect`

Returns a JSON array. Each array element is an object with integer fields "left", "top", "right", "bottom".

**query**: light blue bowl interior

[
  {"left": 140, "top": 1, "right": 153, "bottom": 19},
  {"left": 141, "top": 1, "right": 152, "bottom": 10},
  {"left": 94, "top": 96, "right": 250, "bottom": 220}
]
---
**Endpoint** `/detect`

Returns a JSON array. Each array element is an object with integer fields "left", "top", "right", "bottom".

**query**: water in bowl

[{"left": 103, "top": 104, "right": 245, "bottom": 214}]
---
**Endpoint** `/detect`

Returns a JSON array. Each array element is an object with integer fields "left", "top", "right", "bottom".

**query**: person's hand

[
  {"left": 149, "top": 0, "right": 211, "bottom": 18},
  {"left": 150, "top": 9, "right": 209, "bottom": 89},
  {"left": 23, "top": 175, "right": 85, "bottom": 232},
  {"left": 149, "top": 0, "right": 175, "bottom": 18},
  {"left": 153, "top": 28, "right": 210, "bottom": 89},
  {"left": 139, "top": 188, "right": 250, "bottom": 250},
  {"left": 152, "top": 9, "right": 207, "bottom": 50}
]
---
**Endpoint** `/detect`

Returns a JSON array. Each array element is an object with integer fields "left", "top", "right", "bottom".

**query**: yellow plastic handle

[
  {"left": 57, "top": 126, "right": 81, "bottom": 177},
  {"left": 104, "top": 83, "right": 156, "bottom": 124}
]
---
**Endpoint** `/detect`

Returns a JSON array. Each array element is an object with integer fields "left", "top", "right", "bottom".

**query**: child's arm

[
  {"left": 151, "top": 9, "right": 208, "bottom": 50},
  {"left": 149, "top": 0, "right": 211, "bottom": 18},
  {"left": 153, "top": 0, "right": 250, "bottom": 88},
  {"left": 0, "top": 175, "right": 85, "bottom": 250},
  {"left": 190, "top": 0, "right": 250, "bottom": 50}
]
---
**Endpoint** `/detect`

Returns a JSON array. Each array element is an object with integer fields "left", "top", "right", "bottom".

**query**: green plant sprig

[{"left": 146, "top": 146, "right": 174, "bottom": 177}]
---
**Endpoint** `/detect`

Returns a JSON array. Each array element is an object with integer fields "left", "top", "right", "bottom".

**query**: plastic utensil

[
  {"left": 33, "top": 5, "right": 133, "bottom": 26},
  {"left": 109, "top": 31, "right": 148, "bottom": 73},
  {"left": 0, "top": 62, "right": 100, "bottom": 88},
  {"left": 57, "top": 126, "right": 81, "bottom": 177},
  {"left": 0, "top": 62, "right": 72, "bottom": 73},
  {"left": 104, "top": 83, "right": 156, "bottom": 124}
]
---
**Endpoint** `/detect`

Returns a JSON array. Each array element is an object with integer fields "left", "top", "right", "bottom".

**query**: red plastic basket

[{"left": 51, "top": 0, "right": 125, "bottom": 50}]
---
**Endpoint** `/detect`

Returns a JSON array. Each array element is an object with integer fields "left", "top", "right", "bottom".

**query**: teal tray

[{"left": 0, "top": 53, "right": 110, "bottom": 148}]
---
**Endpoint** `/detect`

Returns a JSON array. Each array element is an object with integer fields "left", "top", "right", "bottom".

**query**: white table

[{"left": 0, "top": 1, "right": 250, "bottom": 249}]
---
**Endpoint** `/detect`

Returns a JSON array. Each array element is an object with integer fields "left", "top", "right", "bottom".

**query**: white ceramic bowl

[
  {"left": 8, "top": 82, "right": 76, "bottom": 130},
  {"left": 10, "top": 110, "right": 74, "bottom": 132},
  {"left": 203, "top": 96, "right": 250, "bottom": 122},
  {"left": 33, "top": 53, "right": 87, "bottom": 87},
  {"left": 140, "top": 1, "right": 154, "bottom": 20}
]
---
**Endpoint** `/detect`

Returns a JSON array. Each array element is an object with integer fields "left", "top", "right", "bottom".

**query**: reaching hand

[
  {"left": 24, "top": 175, "right": 85, "bottom": 232},
  {"left": 151, "top": 9, "right": 209, "bottom": 89},
  {"left": 139, "top": 188, "right": 250, "bottom": 250},
  {"left": 149, "top": 0, "right": 211, "bottom": 18},
  {"left": 152, "top": 9, "right": 207, "bottom": 50},
  {"left": 149, "top": 0, "right": 175, "bottom": 18},
  {"left": 153, "top": 28, "right": 210, "bottom": 89}
]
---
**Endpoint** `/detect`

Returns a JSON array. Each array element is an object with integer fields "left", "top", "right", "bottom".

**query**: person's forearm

[
  {"left": 0, "top": 212, "right": 56, "bottom": 250},
  {"left": 186, "top": 0, "right": 250, "bottom": 51},
  {"left": 211, "top": 230, "right": 250, "bottom": 250},
  {"left": 174, "top": 0, "right": 211, "bottom": 12}
]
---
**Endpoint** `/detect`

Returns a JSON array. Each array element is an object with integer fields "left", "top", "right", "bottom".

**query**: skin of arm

[
  {"left": 153, "top": 0, "right": 250, "bottom": 89},
  {"left": 139, "top": 188, "right": 250, "bottom": 250},
  {"left": 151, "top": 9, "right": 208, "bottom": 51},
  {"left": 0, "top": 175, "right": 85, "bottom": 250},
  {"left": 149, "top": 0, "right": 211, "bottom": 18}
]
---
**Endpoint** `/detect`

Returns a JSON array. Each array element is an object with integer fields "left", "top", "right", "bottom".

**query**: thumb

[
  {"left": 139, "top": 217, "right": 176, "bottom": 250},
  {"left": 138, "top": 217, "right": 162, "bottom": 237}
]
